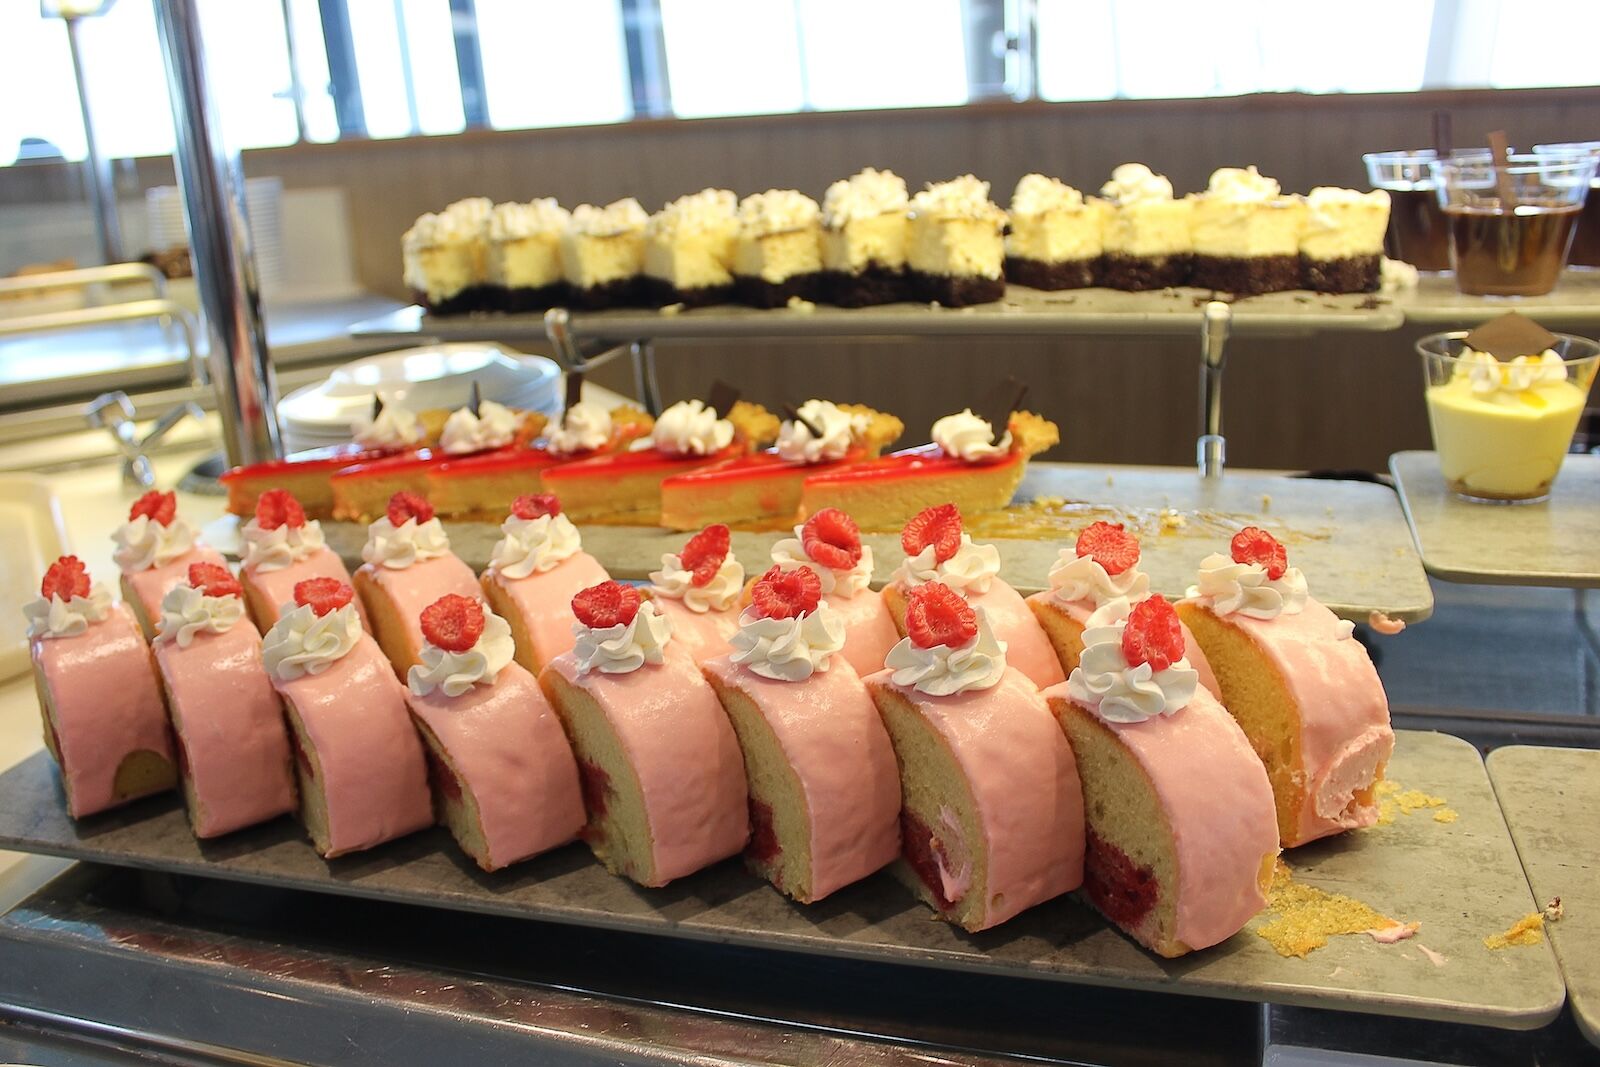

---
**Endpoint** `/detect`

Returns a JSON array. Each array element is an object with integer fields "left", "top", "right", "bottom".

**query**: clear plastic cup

[
  {"left": 1534, "top": 141, "right": 1600, "bottom": 267},
  {"left": 1419, "top": 330, "right": 1600, "bottom": 503},
  {"left": 1429, "top": 153, "right": 1598, "bottom": 295},
  {"left": 1363, "top": 148, "right": 1494, "bottom": 271}
]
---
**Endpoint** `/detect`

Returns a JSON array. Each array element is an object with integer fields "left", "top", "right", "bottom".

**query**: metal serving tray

[{"left": 0, "top": 731, "right": 1562, "bottom": 1029}]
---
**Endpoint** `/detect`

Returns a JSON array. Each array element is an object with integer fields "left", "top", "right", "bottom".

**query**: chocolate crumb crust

[
  {"left": 490, "top": 282, "right": 574, "bottom": 313},
  {"left": 1190, "top": 254, "right": 1300, "bottom": 296},
  {"left": 909, "top": 272, "right": 1006, "bottom": 307},
  {"left": 1004, "top": 256, "right": 1098, "bottom": 290},
  {"left": 413, "top": 285, "right": 497, "bottom": 317},
  {"left": 734, "top": 273, "right": 823, "bottom": 309},
  {"left": 1300, "top": 254, "right": 1381, "bottom": 294},
  {"left": 820, "top": 266, "right": 913, "bottom": 306},
  {"left": 638, "top": 276, "right": 736, "bottom": 309},
  {"left": 1099, "top": 253, "right": 1192, "bottom": 291},
  {"left": 567, "top": 277, "right": 646, "bottom": 309}
]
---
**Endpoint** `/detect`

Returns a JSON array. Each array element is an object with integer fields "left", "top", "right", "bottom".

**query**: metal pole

[
  {"left": 153, "top": 0, "right": 282, "bottom": 466},
  {"left": 64, "top": 14, "right": 123, "bottom": 264},
  {"left": 1197, "top": 300, "right": 1230, "bottom": 479}
]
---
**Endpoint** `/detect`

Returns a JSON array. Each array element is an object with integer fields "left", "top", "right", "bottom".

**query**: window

[{"left": 476, "top": 0, "right": 632, "bottom": 130}]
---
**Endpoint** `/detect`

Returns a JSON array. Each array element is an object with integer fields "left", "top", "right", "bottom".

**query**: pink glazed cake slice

[
  {"left": 1046, "top": 682, "right": 1279, "bottom": 956},
  {"left": 540, "top": 647, "right": 749, "bottom": 887},
  {"left": 273, "top": 633, "right": 434, "bottom": 857},
  {"left": 356, "top": 554, "right": 483, "bottom": 681},
  {"left": 406, "top": 660, "right": 586, "bottom": 871},
  {"left": 650, "top": 596, "right": 738, "bottom": 664},
  {"left": 122, "top": 548, "right": 228, "bottom": 638},
  {"left": 703, "top": 655, "right": 902, "bottom": 903},
  {"left": 865, "top": 666, "right": 1085, "bottom": 931},
  {"left": 243, "top": 547, "right": 368, "bottom": 633},
  {"left": 481, "top": 552, "right": 611, "bottom": 675},
  {"left": 155, "top": 620, "right": 296, "bottom": 837},
  {"left": 31, "top": 603, "right": 177, "bottom": 817},
  {"left": 887, "top": 579, "right": 1065, "bottom": 690},
  {"left": 1028, "top": 591, "right": 1221, "bottom": 699}
]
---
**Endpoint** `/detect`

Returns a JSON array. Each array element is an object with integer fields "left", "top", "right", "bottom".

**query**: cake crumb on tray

[{"left": 1484, "top": 913, "right": 1544, "bottom": 950}]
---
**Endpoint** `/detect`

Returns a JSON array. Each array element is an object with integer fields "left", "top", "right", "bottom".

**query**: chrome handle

[
  {"left": 0, "top": 262, "right": 167, "bottom": 301},
  {"left": 0, "top": 297, "right": 208, "bottom": 390},
  {"left": 86, "top": 390, "right": 206, "bottom": 489},
  {"left": 1197, "top": 300, "right": 1231, "bottom": 480}
]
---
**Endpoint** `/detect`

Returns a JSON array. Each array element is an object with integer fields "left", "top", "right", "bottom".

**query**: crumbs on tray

[
  {"left": 1256, "top": 860, "right": 1411, "bottom": 959},
  {"left": 1484, "top": 913, "right": 1545, "bottom": 950},
  {"left": 1373, "top": 779, "right": 1455, "bottom": 827}
]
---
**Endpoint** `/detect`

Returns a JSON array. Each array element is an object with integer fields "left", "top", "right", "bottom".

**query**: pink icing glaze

[
  {"left": 31, "top": 603, "right": 173, "bottom": 817},
  {"left": 865, "top": 666, "right": 1084, "bottom": 930},
  {"left": 1030, "top": 591, "right": 1221, "bottom": 700},
  {"left": 123, "top": 547, "right": 228, "bottom": 632},
  {"left": 826, "top": 591, "right": 901, "bottom": 678},
  {"left": 1043, "top": 681, "right": 1278, "bottom": 951},
  {"left": 702, "top": 656, "right": 901, "bottom": 900},
  {"left": 547, "top": 648, "right": 748, "bottom": 885},
  {"left": 359, "top": 554, "right": 483, "bottom": 659},
  {"left": 1201, "top": 596, "right": 1395, "bottom": 845},
  {"left": 895, "top": 579, "right": 1063, "bottom": 689},
  {"left": 245, "top": 548, "right": 368, "bottom": 631},
  {"left": 487, "top": 551, "right": 611, "bottom": 670},
  {"left": 652, "top": 596, "right": 738, "bottom": 664},
  {"left": 154, "top": 621, "right": 295, "bottom": 837},
  {"left": 270, "top": 634, "right": 433, "bottom": 856},
  {"left": 406, "top": 661, "right": 585, "bottom": 869}
]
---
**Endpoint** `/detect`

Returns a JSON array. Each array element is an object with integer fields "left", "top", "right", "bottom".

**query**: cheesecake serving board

[
  {"left": 1487, "top": 746, "right": 1600, "bottom": 1047},
  {"left": 0, "top": 731, "right": 1562, "bottom": 1029},
  {"left": 304, "top": 464, "right": 1435, "bottom": 623}
]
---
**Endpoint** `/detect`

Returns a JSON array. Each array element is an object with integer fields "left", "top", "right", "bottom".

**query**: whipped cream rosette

[
  {"left": 1065, "top": 597, "right": 1198, "bottom": 724},
  {"left": 408, "top": 596, "right": 517, "bottom": 698}
]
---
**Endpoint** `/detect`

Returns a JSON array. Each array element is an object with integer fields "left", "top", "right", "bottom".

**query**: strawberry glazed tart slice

[
  {"left": 238, "top": 488, "right": 365, "bottom": 633},
  {"left": 864, "top": 582, "right": 1084, "bottom": 931},
  {"left": 404, "top": 594, "right": 585, "bottom": 871},
  {"left": 759, "top": 507, "right": 898, "bottom": 677},
  {"left": 1043, "top": 596, "right": 1278, "bottom": 957},
  {"left": 153, "top": 562, "right": 296, "bottom": 838},
  {"left": 26, "top": 556, "right": 176, "bottom": 817},
  {"left": 704, "top": 566, "right": 901, "bottom": 903},
  {"left": 1177, "top": 528, "right": 1394, "bottom": 847},
  {"left": 480, "top": 494, "right": 611, "bottom": 675},
  {"left": 645, "top": 523, "right": 743, "bottom": 664},
  {"left": 353, "top": 492, "right": 483, "bottom": 681},
  {"left": 1026, "top": 521, "right": 1218, "bottom": 697},
  {"left": 882, "top": 504, "right": 1064, "bottom": 689},
  {"left": 538, "top": 581, "right": 749, "bottom": 887},
  {"left": 112, "top": 490, "right": 228, "bottom": 638},
  {"left": 262, "top": 578, "right": 433, "bottom": 857}
]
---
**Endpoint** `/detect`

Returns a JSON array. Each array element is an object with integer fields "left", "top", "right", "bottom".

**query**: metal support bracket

[
  {"left": 86, "top": 391, "right": 207, "bottom": 489},
  {"left": 1197, "top": 300, "right": 1232, "bottom": 479},
  {"left": 543, "top": 308, "right": 662, "bottom": 415}
]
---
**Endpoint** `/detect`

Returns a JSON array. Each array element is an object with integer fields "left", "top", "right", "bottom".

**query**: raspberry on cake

[
  {"left": 641, "top": 188, "right": 740, "bottom": 307},
  {"left": 153, "top": 563, "right": 296, "bottom": 838},
  {"left": 1026, "top": 521, "right": 1219, "bottom": 696},
  {"left": 881, "top": 504, "right": 1064, "bottom": 689},
  {"left": 403, "top": 197, "right": 493, "bottom": 315},
  {"left": 863, "top": 582, "right": 1084, "bottom": 931},
  {"left": 820, "top": 167, "right": 912, "bottom": 306},
  {"left": 906, "top": 175, "right": 1007, "bottom": 306},
  {"left": 1189, "top": 167, "right": 1308, "bottom": 295},
  {"left": 537, "top": 581, "right": 750, "bottom": 887},
  {"left": 800, "top": 407, "right": 1058, "bottom": 529},
  {"left": 238, "top": 488, "right": 365, "bottom": 633},
  {"left": 659, "top": 399, "right": 903, "bottom": 530},
  {"left": 404, "top": 594, "right": 585, "bottom": 871},
  {"left": 1176, "top": 527, "right": 1395, "bottom": 846},
  {"left": 733, "top": 190, "right": 824, "bottom": 308},
  {"left": 752, "top": 507, "right": 899, "bottom": 676},
  {"left": 26, "top": 556, "right": 177, "bottom": 818},
  {"left": 561, "top": 198, "right": 649, "bottom": 309},
  {"left": 702, "top": 565, "right": 901, "bottom": 903},
  {"left": 486, "top": 198, "right": 571, "bottom": 312},
  {"left": 112, "top": 490, "right": 229, "bottom": 638},
  {"left": 480, "top": 494, "right": 611, "bottom": 674},
  {"left": 646, "top": 523, "right": 743, "bottom": 663},
  {"left": 1004, "top": 174, "right": 1111, "bottom": 290},
  {"left": 352, "top": 492, "right": 484, "bottom": 680},
  {"left": 543, "top": 396, "right": 779, "bottom": 524},
  {"left": 1098, "top": 164, "right": 1194, "bottom": 290},
  {"left": 262, "top": 578, "right": 433, "bottom": 858},
  {"left": 1300, "top": 187, "right": 1390, "bottom": 293},
  {"left": 1043, "top": 596, "right": 1279, "bottom": 957}
]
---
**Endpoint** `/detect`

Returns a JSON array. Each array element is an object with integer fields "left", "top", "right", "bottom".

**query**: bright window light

[
  {"left": 476, "top": 0, "right": 632, "bottom": 130},
  {"left": 661, "top": 0, "right": 804, "bottom": 118},
  {"left": 347, "top": 0, "right": 464, "bottom": 138},
  {"left": 798, "top": 0, "right": 967, "bottom": 111}
]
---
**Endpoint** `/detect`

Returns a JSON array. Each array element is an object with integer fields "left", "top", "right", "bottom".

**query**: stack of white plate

[
  {"left": 276, "top": 343, "right": 562, "bottom": 454},
  {"left": 146, "top": 178, "right": 286, "bottom": 293}
]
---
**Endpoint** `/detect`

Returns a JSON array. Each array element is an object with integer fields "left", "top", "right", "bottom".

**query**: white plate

[
  {"left": 0, "top": 476, "right": 70, "bottom": 682},
  {"left": 276, "top": 343, "right": 560, "bottom": 435}
]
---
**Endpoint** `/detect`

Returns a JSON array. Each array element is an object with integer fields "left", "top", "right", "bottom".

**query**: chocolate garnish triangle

[
  {"left": 708, "top": 380, "right": 741, "bottom": 419},
  {"left": 1463, "top": 312, "right": 1559, "bottom": 361},
  {"left": 371, "top": 394, "right": 384, "bottom": 420},
  {"left": 564, "top": 370, "right": 585, "bottom": 414},
  {"left": 972, "top": 376, "right": 1029, "bottom": 434},
  {"left": 780, "top": 401, "right": 823, "bottom": 439},
  {"left": 468, "top": 380, "right": 482, "bottom": 417}
]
